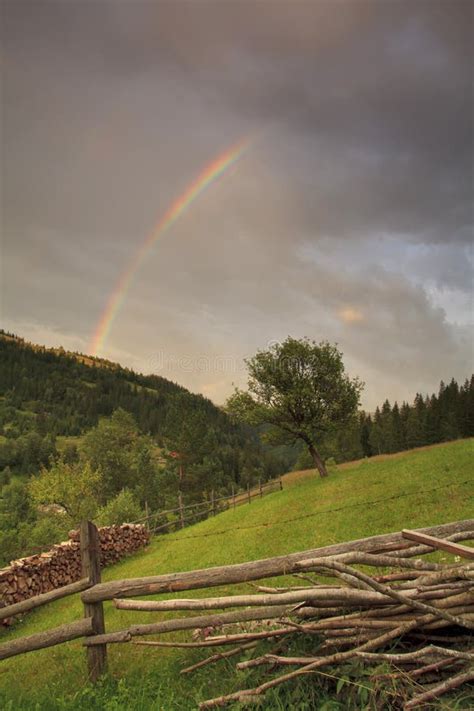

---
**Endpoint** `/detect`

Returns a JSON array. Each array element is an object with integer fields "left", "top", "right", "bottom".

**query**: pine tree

[
  {"left": 406, "top": 394, "right": 426, "bottom": 449},
  {"left": 369, "top": 407, "right": 383, "bottom": 455},
  {"left": 359, "top": 413, "right": 373, "bottom": 457}
]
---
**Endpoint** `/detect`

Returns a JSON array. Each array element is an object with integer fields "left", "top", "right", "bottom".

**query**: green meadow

[{"left": 0, "top": 439, "right": 473, "bottom": 710}]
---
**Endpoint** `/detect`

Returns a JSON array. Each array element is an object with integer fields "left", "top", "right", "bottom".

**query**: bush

[
  {"left": 96, "top": 489, "right": 143, "bottom": 526},
  {"left": 27, "top": 514, "right": 69, "bottom": 552},
  {"left": 293, "top": 448, "right": 313, "bottom": 471}
]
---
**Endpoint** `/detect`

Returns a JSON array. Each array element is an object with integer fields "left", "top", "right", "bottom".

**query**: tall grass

[{"left": 0, "top": 439, "right": 472, "bottom": 709}]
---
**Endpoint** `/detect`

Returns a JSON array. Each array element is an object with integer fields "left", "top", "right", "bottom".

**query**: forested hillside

[
  {"left": 0, "top": 331, "right": 289, "bottom": 478},
  {"left": 0, "top": 332, "right": 289, "bottom": 564},
  {"left": 1, "top": 331, "right": 472, "bottom": 566}
]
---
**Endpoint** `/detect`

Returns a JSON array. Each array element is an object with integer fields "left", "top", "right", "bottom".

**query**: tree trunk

[{"left": 308, "top": 444, "right": 328, "bottom": 477}]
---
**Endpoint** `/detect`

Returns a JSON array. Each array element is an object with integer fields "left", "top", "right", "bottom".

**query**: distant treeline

[{"left": 294, "top": 376, "right": 474, "bottom": 469}]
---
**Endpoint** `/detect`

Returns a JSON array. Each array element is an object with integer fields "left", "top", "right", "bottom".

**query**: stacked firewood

[
  {"left": 0, "top": 524, "right": 149, "bottom": 613},
  {"left": 116, "top": 531, "right": 473, "bottom": 709},
  {"left": 69, "top": 524, "right": 150, "bottom": 566}
]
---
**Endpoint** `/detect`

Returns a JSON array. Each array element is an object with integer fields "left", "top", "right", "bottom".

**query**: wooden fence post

[
  {"left": 259, "top": 479, "right": 263, "bottom": 498},
  {"left": 178, "top": 492, "right": 185, "bottom": 529},
  {"left": 80, "top": 520, "right": 107, "bottom": 681},
  {"left": 232, "top": 485, "right": 236, "bottom": 510},
  {"left": 247, "top": 482, "right": 251, "bottom": 504},
  {"left": 279, "top": 475, "right": 283, "bottom": 491},
  {"left": 211, "top": 489, "right": 216, "bottom": 516},
  {"left": 144, "top": 501, "right": 149, "bottom": 532}
]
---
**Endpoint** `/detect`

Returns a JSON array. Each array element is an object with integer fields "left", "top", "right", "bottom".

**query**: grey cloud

[{"left": 1, "top": 0, "right": 472, "bottom": 409}]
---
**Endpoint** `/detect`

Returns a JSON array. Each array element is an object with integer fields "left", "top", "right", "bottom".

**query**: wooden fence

[
  {"left": 133, "top": 477, "right": 283, "bottom": 534},
  {"left": 0, "top": 518, "right": 472, "bottom": 706}
]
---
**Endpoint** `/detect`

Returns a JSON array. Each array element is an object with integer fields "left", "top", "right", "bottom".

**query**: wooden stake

[
  {"left": 402, "top": 530, "right": 474, "bottom": 560},
  {"left": 247, "top": 483, "right": 251, "bottom": 504},
  {"left": 178, "top": 492, "right": 185, "bottom": 529},
  {"left": 259, "top": 479, "right": 263, "bottom": 498},
  {"left": 80, "top": 520, "right": 107, "bottom": 681}
]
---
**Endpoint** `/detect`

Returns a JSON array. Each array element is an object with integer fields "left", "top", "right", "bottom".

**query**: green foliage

[
  {"left": 0, "top": 465, "right": 11, "bottom": 486},
  {"left": 29, "top": 459, "right": 102, "bottom": 526},
  {"left": 27, "top": 514, "right": 70, "bottom": 552},
  {"left": 291, "top": 376, "right": 474, "bottom": 471},
  {"left": 0, "top": 333, "right": 289, "bottom": 520},
  {"left": 293, "top": 447, "right": 313, "bottom": 471},
  {"left": 80, "top": 409, "right": 141, "bottom": 502},
  {"left": 0, "top": 479, "right": 33, "bottom": 529},
  {"left": 227, "top": 338, "right": 363, "bottom": 476},
  {"left": 0, "top": 332, "right": 287, "bottom": 490},
  {"left": 96, "top": 489, "right": 143, "bottom": 526}
]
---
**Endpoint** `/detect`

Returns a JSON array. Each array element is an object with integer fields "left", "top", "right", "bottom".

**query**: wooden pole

[
  {"left": 247, "top": 482, "right": 251, "bottom": 504},
  {"left": 232, "top": 485, "right": 236, "bottom": 510},
  {"left": 178, "top": 492, "right": 185, "bottom": 529},
  {"left": 0, "top": 618, "right": 93, "bottom": 661},
  {"left": 82, "top": 520, "right": 474, "bottom": 604},
  {"left": 0, "top": 577, "right": 90, "bottom": 621},
  {"left": 211, "top": 489, "right": 216, "bottom": 516},
  {"left": 80, "top": 520, "right": 107, "bottom": 681},
  {"left": 402, "top": 530, "right": 474, "bottom": 560},
  {"left": 259, "top": 479, "right": 263, "bottom": 498},
  {"left": 279, "top": 476, "right": 283, "bottom": 491},
  {"left": 144, "top": 501, "right": 149, "bottom": 532}
]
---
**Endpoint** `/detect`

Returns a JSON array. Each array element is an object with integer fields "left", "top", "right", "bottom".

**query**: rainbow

[{"left": 89, "top": 137, "right": 251, "bottom": 356}]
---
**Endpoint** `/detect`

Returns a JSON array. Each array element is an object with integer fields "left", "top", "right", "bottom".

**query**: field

[{"left": 0, "top": 439, "right": 472, "bottom": 710}]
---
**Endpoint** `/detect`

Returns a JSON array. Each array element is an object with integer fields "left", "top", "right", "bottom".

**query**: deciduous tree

[{"left": 226, "top": 338, "right": 363, "bottom": 477}]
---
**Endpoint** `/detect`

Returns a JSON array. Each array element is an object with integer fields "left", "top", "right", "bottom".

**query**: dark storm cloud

[{"left": 1, "top": 0, "right": 472, "bottom": 407}]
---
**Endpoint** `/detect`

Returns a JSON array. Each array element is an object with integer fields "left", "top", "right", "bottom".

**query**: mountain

[{"left": 0, "top": 331, "right": 288, "bottom": 481}]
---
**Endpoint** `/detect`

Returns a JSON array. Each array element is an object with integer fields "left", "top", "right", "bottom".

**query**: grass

[{"left": 0, "top": 438, "right": 473, "bottom": 709}]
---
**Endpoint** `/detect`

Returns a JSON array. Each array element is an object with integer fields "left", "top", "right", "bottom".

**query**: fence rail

[
  {"left": 132, "top": 477, "right": 283, "bottom": 535},
  {"left": 0, "top": 517, "right": 472, "bottom": 696}
]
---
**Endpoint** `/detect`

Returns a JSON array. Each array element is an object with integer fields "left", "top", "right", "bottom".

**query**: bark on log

[
  {"left": 402, "top": 530, "right": 474, "bottom": 559},
  {"left": 0, "top": 578, "right": 90, "bottom": 621},
  {"left": 84, "top": 605, "right": 291, "bottom": 645},
  {"left": 81, "top": 520, "right": 107, "bottom": 681},
  {"left": 404, "top": 667, "right": 474, "bottom": 709},
  {"left": 0, "top": 617, "right": 93, "bottom": 660},
  {"left": 112, "top": 586, "right": 415, "bottom": 612},
  {"left": 82, "top": 519, "right": 474, "bottom": 603}
]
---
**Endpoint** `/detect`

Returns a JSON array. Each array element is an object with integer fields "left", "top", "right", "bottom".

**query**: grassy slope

[{"left": 0, "top": 439, "right": 473, "bottom": 709}]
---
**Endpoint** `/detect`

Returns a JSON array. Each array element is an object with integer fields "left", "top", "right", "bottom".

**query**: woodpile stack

[
  {"left": 107, "top": 528, "right": 473, "bottom": 709},
  {"left": 0, "top": 524, "right": 149, "bottom": 618},
  {"left": 69, "top": 524, "right": 150, "bottom": 567}
]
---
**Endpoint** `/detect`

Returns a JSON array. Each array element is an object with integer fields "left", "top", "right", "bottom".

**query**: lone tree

[{"left": 226, "top": 337, "right": 363, "bottom": 478}]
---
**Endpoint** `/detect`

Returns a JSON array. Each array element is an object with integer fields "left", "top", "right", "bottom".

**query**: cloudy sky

[{"left": 2, "top": 0, "right": 472, "bottom": 408}]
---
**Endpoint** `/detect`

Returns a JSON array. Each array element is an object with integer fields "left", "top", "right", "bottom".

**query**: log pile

[
  {"left": 0, "top": 524, "right": 149, "bottom": 617},
  {"left": 110, "top": 529, "right": 473, "bottom": 709}
]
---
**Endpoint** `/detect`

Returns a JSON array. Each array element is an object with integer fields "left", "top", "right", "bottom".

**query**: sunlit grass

[{"left": 0, "top": 439, "right": 472, "bottom": 709}]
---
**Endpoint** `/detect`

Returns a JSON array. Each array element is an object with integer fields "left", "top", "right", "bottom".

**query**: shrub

[{"left": 96, "top": 489, "right": 143, "bottom": 526}]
